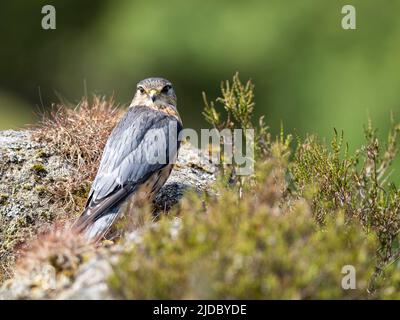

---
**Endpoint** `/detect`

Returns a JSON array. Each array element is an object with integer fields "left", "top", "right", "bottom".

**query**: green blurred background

[{"left": 1, "top": 0, "right": 399, "bottom": 168}]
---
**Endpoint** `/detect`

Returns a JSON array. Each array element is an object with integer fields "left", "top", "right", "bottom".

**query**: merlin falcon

[{"left": 73, "top": 78, "right": 182, "bottom": 242}]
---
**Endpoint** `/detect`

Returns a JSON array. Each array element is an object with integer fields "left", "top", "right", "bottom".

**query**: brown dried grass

[
  {"left": 33, "top": 96, "right": 125, "bottom": 215},
  {"left": 15, "top": 223, "right": 93, "bottom": 277}
]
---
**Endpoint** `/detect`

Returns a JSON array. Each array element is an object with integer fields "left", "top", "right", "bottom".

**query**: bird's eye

[
  {"left": 161, "top": 85, "right": 171, "bottom": 94},
  {"left": 137, "top": 86, "right": 145, "bottom": 94}
]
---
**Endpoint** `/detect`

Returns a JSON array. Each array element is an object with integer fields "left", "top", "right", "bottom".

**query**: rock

[
  {"left": 0, "top": 130, "right": 217, "bottom": 299},
  {"left": 55, "top": 252, "right": 115, "bottom": 300},
  {"left": 0, "top": 130, "right": 74, "bottom": 285},
  {"left": 0, "top": 130, "right": 73, "bottom": 212}
]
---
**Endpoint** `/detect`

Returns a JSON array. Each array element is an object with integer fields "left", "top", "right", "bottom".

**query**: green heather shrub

[
  {"left": 109, "top": 147, "right": 377, "bottom": 299},
  {"left": 291, "top": 121, "right": 400, "bottom": 270}
]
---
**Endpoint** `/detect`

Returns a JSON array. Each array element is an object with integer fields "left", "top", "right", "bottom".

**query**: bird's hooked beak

[{"left": 149, "top": 89, "right": 158, "bottom": 103}]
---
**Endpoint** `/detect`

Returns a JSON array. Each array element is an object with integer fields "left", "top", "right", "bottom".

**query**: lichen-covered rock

[
  {"left": 0, "top": 130, "right": 74, "bottom": 281},
  {"left": 0, "top": 130, "right": 73, "bottom": 219},
  {"left": 0, "top": 130, "right": 217, "bottom": 299}
]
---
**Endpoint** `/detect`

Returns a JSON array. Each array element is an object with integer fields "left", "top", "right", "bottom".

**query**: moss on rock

[{"left": 30, "top": 163, "right": 48, "bottom": 177}]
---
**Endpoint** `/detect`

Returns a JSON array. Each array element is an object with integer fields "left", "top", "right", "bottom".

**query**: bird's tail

[{"left": 72, "top": 206, "right": 121, "bottom": 243}]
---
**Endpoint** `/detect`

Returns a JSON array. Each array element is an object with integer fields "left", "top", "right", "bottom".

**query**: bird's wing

[{"left": 73, "top": 106, "right": 182, "bottom": 232}]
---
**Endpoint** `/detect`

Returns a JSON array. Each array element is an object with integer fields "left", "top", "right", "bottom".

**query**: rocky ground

[{"left": 0, "top": 130, "right": 217, "bottom": 299}]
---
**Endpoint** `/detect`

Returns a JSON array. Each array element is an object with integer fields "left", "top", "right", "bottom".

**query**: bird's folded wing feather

[{"left": 73, "top": 106, "right": 182, "bottom": 232}]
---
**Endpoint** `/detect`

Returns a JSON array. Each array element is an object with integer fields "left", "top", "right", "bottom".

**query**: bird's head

[{"left": 131, "top": 77, "right": 177, "bottom": 109}]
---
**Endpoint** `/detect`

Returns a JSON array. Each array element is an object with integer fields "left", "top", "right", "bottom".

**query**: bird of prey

[{"left": 73, "top": 77, "right": 182, "bottom": 242}]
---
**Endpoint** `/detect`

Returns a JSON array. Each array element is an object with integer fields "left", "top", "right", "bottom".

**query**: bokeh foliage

[{"left": 1, "top": 1, "right": 400, "bottom": 150}]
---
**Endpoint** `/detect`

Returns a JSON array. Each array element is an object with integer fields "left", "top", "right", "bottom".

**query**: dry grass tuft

[
  {"left": 16, "top": 223, "right": 93, "bottom": 278},
  {"left": 33, "top": 96, "right": 125, "bottom": 214}
]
